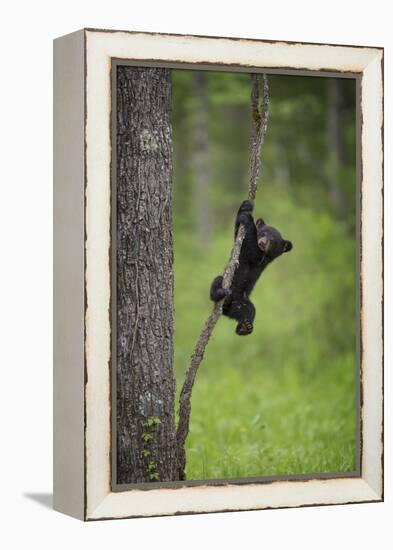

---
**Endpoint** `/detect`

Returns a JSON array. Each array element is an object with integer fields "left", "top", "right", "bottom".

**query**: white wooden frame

[{"left": 53, "top": 28, "right": 383, "bottom": 521}]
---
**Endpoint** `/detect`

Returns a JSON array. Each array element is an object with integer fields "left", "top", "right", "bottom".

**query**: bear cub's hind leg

[
  {"left": 210, "top": 275, "right": 232, "bottom": 302},
  {"left": 224, "top": 297, "right": 256, "bottom": 336}
]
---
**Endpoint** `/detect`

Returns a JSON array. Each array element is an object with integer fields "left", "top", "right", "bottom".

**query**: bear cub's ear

[
  {"left": 282, "top": 240, "right": 293, "bottom": 253},
  {"left": 255, "top": 218, "right": 266, "bottom": 227}
]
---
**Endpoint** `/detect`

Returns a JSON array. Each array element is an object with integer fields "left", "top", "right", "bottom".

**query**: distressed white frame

[{"left": 53, "top": 28, "right": 383, "bottom": 521}]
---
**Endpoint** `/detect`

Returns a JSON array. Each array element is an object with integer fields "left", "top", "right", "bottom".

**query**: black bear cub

[{"left": 210, "top": 200, "right": 293, "bottom": 336}]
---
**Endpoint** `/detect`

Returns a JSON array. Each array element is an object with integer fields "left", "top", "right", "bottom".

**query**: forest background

[{"left": 172, "top": 70, "right": 358, "bottom": 480}]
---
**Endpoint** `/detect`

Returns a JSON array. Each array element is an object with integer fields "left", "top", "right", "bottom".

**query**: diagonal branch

[
  {"left": 249, "top": 73, "right": 270, "bottom": 200},
  {"left": 176, "top": 73, "right": 270, "bottom": 480}
]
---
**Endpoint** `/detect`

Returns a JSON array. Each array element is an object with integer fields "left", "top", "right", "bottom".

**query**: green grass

[
  {"left": 173, "top": 189, "right": 357, "bottom": 480},
  {"left": 178, "top": 356, "right": 356, "bottom": 480}
]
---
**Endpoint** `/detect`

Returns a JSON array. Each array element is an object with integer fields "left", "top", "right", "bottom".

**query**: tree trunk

[
  {"left": 116, "top": 66, "right": 179, "bottom": 484},
  {"left": 192, "top": 71, "right": 212, "bottom": 243}
]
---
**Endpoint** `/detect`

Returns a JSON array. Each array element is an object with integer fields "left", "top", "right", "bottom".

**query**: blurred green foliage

[{"left": 172, "top": 70, "right": 357, "bottom": 480}]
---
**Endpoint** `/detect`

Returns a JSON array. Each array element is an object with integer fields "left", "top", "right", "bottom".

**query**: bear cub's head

[{"left": 255, "top": 218, "right": 293, "bottom": 260}]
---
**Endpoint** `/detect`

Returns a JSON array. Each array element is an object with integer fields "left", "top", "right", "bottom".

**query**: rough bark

[
  {"left": 116, "top": 66, "right": 178, "bottom": 484},
  {"left": 176, "top": 74, "right": 270, "bottom": 480}
]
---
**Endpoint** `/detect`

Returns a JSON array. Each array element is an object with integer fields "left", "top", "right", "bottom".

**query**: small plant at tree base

[
  {"left": 141, "top": 416, "right": 162, "bottom": 481},
  {"left": 141, "top": 432, "right": 154, "bottom": 443},
  {"left": 143, "top": 416, "right": 161, "bottom": 428}
]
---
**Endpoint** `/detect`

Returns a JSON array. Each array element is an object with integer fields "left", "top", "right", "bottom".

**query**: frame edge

[
  {"left": 53, "top": 29, "right": 86, "bottom": 521},
  {"left": 82, "top": 29, "right": 384, "bottom": 520}
]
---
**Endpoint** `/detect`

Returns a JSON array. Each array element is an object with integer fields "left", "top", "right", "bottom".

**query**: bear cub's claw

[{"left": 236, "top": 320, "right": 254, "bottom": 336}]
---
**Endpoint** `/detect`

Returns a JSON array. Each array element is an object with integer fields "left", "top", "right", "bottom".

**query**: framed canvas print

[{"left": 53, "top": 28, "right": 383, "bottom": 520}]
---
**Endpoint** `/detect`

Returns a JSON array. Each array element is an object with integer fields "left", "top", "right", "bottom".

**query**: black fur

[{"left": 210, "top": 200, "right": 293, "bottom": 335}]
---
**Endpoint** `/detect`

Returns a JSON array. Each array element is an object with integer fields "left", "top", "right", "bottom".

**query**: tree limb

[{"left": 176, "top": 73, "right": 270, "bottom": 480}]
